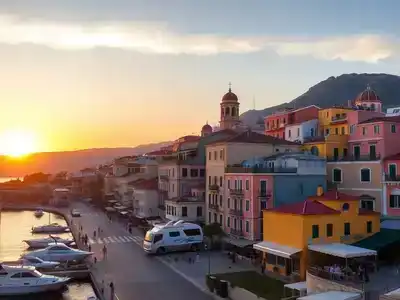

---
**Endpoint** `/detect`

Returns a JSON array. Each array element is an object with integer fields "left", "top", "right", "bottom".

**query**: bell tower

[{"left": 220, "top": 82, "right": 240, "bottom": 130}]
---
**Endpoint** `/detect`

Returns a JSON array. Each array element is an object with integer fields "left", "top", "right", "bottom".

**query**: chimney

[{"left": 316, "top": 185, "right": 324, "bottom": 197}]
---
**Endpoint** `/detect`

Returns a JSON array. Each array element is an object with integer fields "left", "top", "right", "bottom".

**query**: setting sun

[{"left": 0, "top": 129, "right": 37, "bottom": 157}]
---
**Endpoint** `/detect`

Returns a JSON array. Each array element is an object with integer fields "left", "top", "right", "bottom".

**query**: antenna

[{"left": 253, "top": 95, "right": 256, "bottom": 110}]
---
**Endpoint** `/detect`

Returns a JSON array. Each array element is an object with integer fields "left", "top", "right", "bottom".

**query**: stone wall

[{"left": 306, "top": 271, "right": 363, "bottom": 294}]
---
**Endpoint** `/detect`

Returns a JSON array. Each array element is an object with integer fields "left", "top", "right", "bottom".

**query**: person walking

[
  {"left": 109, "top": 281, "right": 115, "bottom": 300},
  {"left": 102, "top": 245, "right": 107, "bottom": 259},
  {"left": 93, "top": 230, "right": 97, "bottom": 238}
]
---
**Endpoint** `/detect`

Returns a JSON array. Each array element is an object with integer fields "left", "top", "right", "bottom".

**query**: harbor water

[{"left": 0, "top": 210, "right": 96, "bottom": 299}]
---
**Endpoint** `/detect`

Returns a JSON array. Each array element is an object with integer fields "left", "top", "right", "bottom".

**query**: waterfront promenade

[{"left": 71, "top": 202, "right": 213, "bottom": 300}]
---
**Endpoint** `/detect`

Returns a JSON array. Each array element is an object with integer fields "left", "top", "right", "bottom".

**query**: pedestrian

[
  {"left": 102, "top": 245, "right": 107, "bottom": 259},
  {"left": 195, "top": 252, "right": 200, "bottom": 263},
  {"left": 109, "top": 281, "right": 115, "bottom": 300},
  {"left": 98, "top": 226, "right": 101, "bottom": 235},
  {"left": 261, "top": 260, "right": 266, "bottom": 275},
  {"left": 88, "top": 244, "right": 91, "bottom": 252},
  {"left": 93, "top": 230, "right": 97, "bottom": 238}
]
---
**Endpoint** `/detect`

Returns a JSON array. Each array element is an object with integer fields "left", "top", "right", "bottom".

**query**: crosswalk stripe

[
  {"left": 104, "top": 238, "right": 110, "bottom": 244},
  {"left": 126, "top": 236, "right": 135, "bottom": 241},
  {"left": 88, "top": 238, "right": 95, "bottom": 245},
  {"left": 116, "top": 237, "right": 126, "bottom": 242},
  {"left": 108, "top": 236, "right": 116, "bottom": 243},
  {"left": 97, "top": 238, "right": 103, "bottom": 244},
  {"left": 121, "top": 236, "right": 130, "bottom": 242}
]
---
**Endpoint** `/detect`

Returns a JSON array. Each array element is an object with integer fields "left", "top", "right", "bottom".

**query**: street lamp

[{"left": 204, "top": 244, "right": 211, "bottom": 274}]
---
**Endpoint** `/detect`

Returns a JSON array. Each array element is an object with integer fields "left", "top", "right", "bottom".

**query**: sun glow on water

[{"left": 0, "top": 129, "right": 37, "bottom": 157}]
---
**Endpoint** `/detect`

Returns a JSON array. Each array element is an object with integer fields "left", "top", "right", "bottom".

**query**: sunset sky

[{"left": 0, "top": 0, "right": 400, "bottom": 153}]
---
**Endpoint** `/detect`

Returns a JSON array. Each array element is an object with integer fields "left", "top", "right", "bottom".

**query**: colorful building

[
  {"left": 253, "top": 187, "right": 380, "bottom": 280},
  {"left": 317, "top": 106, "right": 353, "bottom": 137},
  {"left": 265, "top": 105, "right": 320, "bottom": 139},
  {"left": 302, "top": 134, "right": 349, "bottom": 159},
  {"left": 382, "top": 152, "right": 400, "bottom": 216},
  {"left": 223, "top": 153, "right": 326, "bottom": 242},
  {"left": 285, "top": 119, "right": 318, "bottom": 143}
]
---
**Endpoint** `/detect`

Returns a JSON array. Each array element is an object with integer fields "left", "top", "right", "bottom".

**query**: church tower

[{"left": 220, "top": 83, "right": 240, "bottom": 130}]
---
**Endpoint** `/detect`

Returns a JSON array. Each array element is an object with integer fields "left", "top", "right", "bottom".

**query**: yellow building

[
  {"left": 302, "top": 134, "right": 349, "bottom": 158},
  {"left": 253, "top": 186, "right": 380, "bottom": 280},
  {"left": 318, "top": 107, "right": 352, "bottom": 136}
]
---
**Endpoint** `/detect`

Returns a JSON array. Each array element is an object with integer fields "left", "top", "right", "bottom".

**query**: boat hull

[
  {"left": 0, "top": 280, "right": 68, "bottom": 296},
  {"left": 31, "top": 228, "right": 69, "bottom": 234},
  {"left": 28, "top": 253, "right": 92, "bottom": 262},
  {"left": 25, "top": 240, "right": 73, "bottom": 249}
]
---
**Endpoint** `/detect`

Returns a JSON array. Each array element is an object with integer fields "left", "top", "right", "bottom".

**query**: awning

[
  {"left": 298, "top": 291, "right": 361, "bottom": 300},
  {"left": 352, "top": 228, "right": 400, "bottom": 251},
  {"left": 385, "top": 287, "right": 400, "bottom": 297},
  {"left": 223, "top": 236, "right": 255, "bottom": 247},
  {"left": 308, "top": 243, "right": 377, "bottom": 258},
  {"left": 115, "top": 205, "right": 127, "bottom": 210},
  {"left": 253, "top": 241, "right": 301, "bottom": 258},
  {"left": 105, "top": 207, "right": 116, "bottom": 212},
  {"left": 119, "top": 211, "right": 128, "bottom": 215},
  {"left": 284, "top": 281, "right": 307, "bottom": 292}
]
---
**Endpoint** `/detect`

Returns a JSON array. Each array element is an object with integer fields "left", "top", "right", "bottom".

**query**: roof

[
  {"left": 384, "top": 152, "right": 400, "bottom": 161},
  {"left": 358, "top": 116, "right": 400, "bottom": 125},
  {"left": 201, "top": 123, "right": 213, "bottom": 132},
  {"left": 265, "top": 105, "right": 321, "bottom": 118},
  {"left": 221, "top": 88, "right": 238, "bottom": 102},
  {"left": 253, "top": 241, "right": 301, "bottom": 258},
  {"left": 129, "top": 178, "right": 158, "bottom": 191},
  {"left": 355, "top": 85, "right": 381, "bottom": 103},
  {"left": 308, "top": 243, "right": 377, "bottom": 258},
  {"left": 267, "top": 200, "right": 340, "bottom": 215},
  {"left": 298, "top": 291, "right": 361, "bottom": 300},
  {"left": 145, "top": 149, "right": 173, "bottom": 156},
  {"left": 207, "top": 130, "right": 299, "bottom": 146},
  {"left": 308, "top": 190, "right": 360, "bottom": 201},
  {"left": 352, "top": 228, "right": 400, "bottom": 251}
]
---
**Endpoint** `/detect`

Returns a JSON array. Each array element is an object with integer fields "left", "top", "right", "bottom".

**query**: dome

[
  {"left": 221, "top": 84, "right": 238, "bottom": 102},
  {"left": 355, "top": 85, "right": 381, "bottom": 103},
  {"left": 202, "top": 123, "right": 212, "bottom": 132}
]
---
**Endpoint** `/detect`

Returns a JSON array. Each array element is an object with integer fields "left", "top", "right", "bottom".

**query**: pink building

[
  {"left": 383, "top": 153, "right": 400, "bottom": 216},
  {"left": 348, "top": 116, "right": 400, "bottom": 160}
]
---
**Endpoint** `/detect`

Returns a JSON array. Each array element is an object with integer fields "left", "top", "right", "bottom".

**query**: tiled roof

[
  {"left": 130, "top": 178, "right": 158, "bottom": 190},
  {"left": 358, "top": 116, "right": 400, "bottom": 125},
  {"left": 208, "top": 131, "right": 299, "bottom": 146},
  {"left": 358, "top": 208, "right": 381, "bottom": 215},
  {"left": 145, "top": 149, "right": 173, "bottom": 156},
  {"left": 384, "top": 152, "right": 400, "bottom": 161},
  {"left": 309, "top": 190, "right": 360, "bottom": 201},
  {"left": 267, "top": 200, "right": 340, "bottom": 215}
]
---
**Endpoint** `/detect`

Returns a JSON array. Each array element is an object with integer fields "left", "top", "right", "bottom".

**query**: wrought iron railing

[
  {"left": 225, "top": 166, "right": 297, "bottom": 174},
  {"left": 229, "top": 208, "right": 243, "bottom": 216},
  {"left": 327, "top": 154, "right": 381, "bottom": 162}
]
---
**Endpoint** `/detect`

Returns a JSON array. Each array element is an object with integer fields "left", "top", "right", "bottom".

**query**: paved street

[{"left": 71, "top": 202, "right": 213, "bottom": 300}]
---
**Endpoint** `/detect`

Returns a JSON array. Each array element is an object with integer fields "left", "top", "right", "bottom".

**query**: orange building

[{"left": 253, "top": 186, "right": 380, "bottom": 280}]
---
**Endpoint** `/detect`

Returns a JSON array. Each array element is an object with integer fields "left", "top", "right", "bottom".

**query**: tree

[
  {"left": 203, "top": 223, "right": 225, "bottom": 248},
  {"left": 23, "top": 172, "right": 51, "bottom": 184}
]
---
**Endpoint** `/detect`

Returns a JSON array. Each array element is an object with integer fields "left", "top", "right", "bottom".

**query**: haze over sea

[{"left": 0, "top": 177, "right": 18, "bottom": 183}]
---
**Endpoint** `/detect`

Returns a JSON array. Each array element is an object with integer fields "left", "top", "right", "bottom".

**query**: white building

[
  {"left": 131, "top": 178, "right": 160, "bottom": 218},
  {"left": 285, "top": 119, "right": 318, "bottom": 143},
  {"left": 386, "top": 107, "right": 400, "bottom": 117},
  {"left": 51, "top": 188, "right": 70, "bottom": 206}
]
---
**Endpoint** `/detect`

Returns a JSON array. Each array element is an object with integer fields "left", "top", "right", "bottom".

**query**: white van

[{"left": 143, "top": 220, "right": 203, "bottom": 254}]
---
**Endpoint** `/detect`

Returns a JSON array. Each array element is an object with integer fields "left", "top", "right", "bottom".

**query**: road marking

[
  {"left": 104, "top": 238, "right": 110, "bottom": 244},
  {"left": 87, "top": 235, "right": 143, "bottom": 245},
  {"left": 88, "top": 238, "right": 95, "bottom": 245},
  {"left": 97, "top": 238, "right": 103, "bottom": 244}
]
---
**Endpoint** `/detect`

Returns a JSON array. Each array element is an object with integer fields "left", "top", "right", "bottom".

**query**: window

[
  {"left": 21, "top": 272, "right": 37, "bottom": 278},
  {"left": 391, "top": 124, "right": 397, "bottom": 133},
  {"left": 366, "top": 221, "right": 372, "bottom": 233},
  {"left": 196, "top": 206, "right": 202, "bottom": 217},
  {"left": 341, "top": 127, "right": 345, "bottom": 135},
  {"left": 374, "top": 125, "right": 380, "bottom": 134},
  {"left": 190, "top": 169, "right": 198, "bottom": 177},
  {"left": 288, "top": 129, "right": 291, "bottom": 138},
  {"left": 350, "top": 124, "right": 355, "bottom": 134},
  {"left": 227, "top": 198, "right": 230, "bottom": 208},
  {"left": 227, "top": 217, "right": 230, "bottom": 227},
  {"left": 200, "top": 169, "right": 205, "bottom": 177},
  {"left": 389, "top": 195, "right": 400, "bottom": 208},
  {"left": 182, "top": 206, "right": 187, "bottom": 217},
  {"left": 335, "top": 127, "right": 339, "bottom": 135},
  {"left": 362, "top": 127, "right": 367, "bottom": 135},
  {"left": 172, "top": 168, "right": 175, "bottom": 177},
  {"left": 213, "top": 213, "right": 217, "bottom": 223},
  {"left": 183, "top": 229, "right": 201, "bottom": 236},
  {"left": 169, "top": 231, "right": 180, "bottom": 237},
  {"left": 360, "top": 168, "right": 371, "bottom": 182},
  {"left": 312, "top": 225, "right": 319, "bottom": 238},
  {"left": 245, "top": 200, "right": 250, "bottom": 211},
  {"left": 219, "top": 195, "right": 223, "bottom": 206},
  {"left": 297, "top": 128, "right": 300, "bottom": 137},
  {"left": 219, "top": 176, "right": 223, "bottom": 187},
  {"left": 342, "top": 203, "right": 350, "bottom": 211},
  {"left": 208, "top": 152, "right": 211, "bottom": 160},
  {"left": 154, "top": 234, "right": 163, "bottom": 243},
  {"left": 227, "top": 180, "right": 230, "bottom": 189},
  {"left": 182, "top": 168, "right": 188, "bottom": 177},
  {"left": 326, "top": 224, "right": 333, "bottom": 237},
  {"left": 208, "top": 176, "right": 211, "bottom": 185},
  {"left": 245, "top": 180, "right": 249, "bottom": 190},
  {"left": 267, "top": 253, "right": 277, "bottom": 265},
  {"left": 325, "top": 128, "right": 329, "bottom": 135},
  {"left": 208, "top": 194, "right": 211, "bottom": 204},
  {"left": 245, "top": 221, "right": 250, "bottom": 233},
  {"left": 220, "top": 150, "right": 223, "bottom": 159},
  {"left": 214, "top": 151, "right": 217, "bottom": 160},
  {"left": 332, "top": 168, "right": 342, "bottom": 183},
  {"left": 219, "top": 214, "right": 222, "bottom": 225},
  {"left": 208, "top": 212, "right": 211, "bottom": 222},
  {"left": 344, "top": 223, "right": 351, "bottom": 236}
]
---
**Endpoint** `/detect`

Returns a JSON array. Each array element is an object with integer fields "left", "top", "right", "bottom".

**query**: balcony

[
  {"left": 384, "top": 174, "right": 400, "bottom": 182},
  {"left": 330, "top": 114, "right": 347, "bottom": 123},
  {"left": 230, "top": 228, "right": 244, "bottom": 237},
  {"left": 257, "top": 190, "right": 272, "bottom": 199},
  {"left": 209, "top": 184, "right": 220, "bottom": 192},
  {"left": 159, "top": 175, "right": 169, "bottom": 181},
  {"left": 209, "top": 203, "right": 220, "bottom": 211},
  {"left": 229, "top": 188, "right": 244, "bottom": 196},
  {"left": 327, "top": 154, "right": 381, "bottom": 162},
  {"left": 229, "top": 208, "right": 243, "bottom": 216},
  {"left": 225, "top": 166, "right": 297, "bottom": 174}
]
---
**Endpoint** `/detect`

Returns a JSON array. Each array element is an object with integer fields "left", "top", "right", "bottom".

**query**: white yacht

[
  {"left": 23, "top": 243, "right": 93, "bottom": 262},
  {"left": 3, "top": 257, "right": 60, "bottom": 270},
  {"left": 0, "top": 264, "right": 69, "bottom": 296},
  {"left": 24, "top": 236, "right": 74, "bottom": 249},
  {"left": 31, "top": 223, "right": 70, "bottom": 234},
  {"left": 34, "top": 209, "right": 44, "bottom": 218}
]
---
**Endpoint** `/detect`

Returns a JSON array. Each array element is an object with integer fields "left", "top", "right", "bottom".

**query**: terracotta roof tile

[
  {"left": 309, "top": 190, "right": 360, "bottom": 201},
  {"left": 145, "top": 149, "right": 173, "bottom": 156},
  {"left": 358, "top": 116, "right": 400, "bottom": 125},
  {"left": 129, "top": 178, "right": 158, "bottom": 190},
  {"left": 208, "top": 131, "right": 299, "bottom": 146},
  {"left": 384, "top": 152, "right": 400, "bottom": 161},
  {"left": 267, "top": 200, "right": 340, "bottom": 215}
]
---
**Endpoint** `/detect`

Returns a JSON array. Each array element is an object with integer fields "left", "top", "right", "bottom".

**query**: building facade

[
  {"left": 383, "top": 153, "right": 400, "bottom": 216},
  {"left": 131, "top": 178, "right": 160, "bottom": 218},
  {"left": 285, "top": 119, "right": 318, "bottom": 143}
]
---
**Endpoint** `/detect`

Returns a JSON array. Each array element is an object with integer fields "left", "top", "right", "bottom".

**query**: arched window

[
  {"left": 310, "top": 146, "right": 319, "bottom": 156},
  {"left": 370, "top": 103, "right": 376, "bottom": 111},
  {"left": 221, "top": 107, "right": 224, "bottom": 116},
  {"left": 332, "top": 168, "right": 342, "bottom": 183},
  {"left": 342, "top": 203, "right": 350, "bottom": 211},
  {"left": 360, "top": 168, "right": 371, "bottom": 182},
  {"left": 225, "top": 107, "right": 230, "bottom": 115},
  {"left": 232, "top": 107, "right": 236, "bottom": 117},
  {"left": 310, "top": 128, "right": 314, "bottom": 136}
]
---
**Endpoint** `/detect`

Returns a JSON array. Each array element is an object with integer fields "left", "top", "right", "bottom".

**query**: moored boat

[
  {"left": 34, "top": 209, "right": 44, "bottom": 218},
  {"left": 23, "top": 243, "right": 93, "bottom": 262},
  {"left": 31, "top": 223, "right": 70, "bottom": 234},
  {"left": 24, "top": 236, "right": 74, "bottom": 249}
]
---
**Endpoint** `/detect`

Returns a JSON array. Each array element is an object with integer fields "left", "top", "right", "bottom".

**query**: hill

[
  {"left": 241, "top": 73, "right": 400, "bottom": 126},
  {"left": 0, "top": 141, "right": 171, "bottom": 177}
]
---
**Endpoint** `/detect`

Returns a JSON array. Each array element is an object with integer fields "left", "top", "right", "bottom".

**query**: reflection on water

[{"left": 0, "top": 211, "right": 96, "bottom": 299}]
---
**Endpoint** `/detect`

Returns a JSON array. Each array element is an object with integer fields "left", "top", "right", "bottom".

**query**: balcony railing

[
  {"left": 159, "top": 175, "right": 169, "bottom": 181},
  {"left": 307, "top": 266, "right": 363, "bottom": 289},
  {"left": 230, "top": 229, "right": 244, "bottom": 237},
  {"left": 384, "top": 174, "right": 400, "bottom": 182},
  {"left": 327, "top": 154, "right": 381, "bottom": 162},
  {"left": 257, "top": 190, "right": 272, "bottom": 199},
  {"left": 229, "top": 188, "right": 244, "bottom": 196},
  {"left": 209, "top": 203, "right": 219, "bottom": 211},
  {"left": 331, "top": 114, "right": 347, "bottom": 123},
  {"left": 225, "top": 166, "right": 297, "bottom": 174},
  {"left": 209, "top": 184, "right": 220, "bottom": 192},
  {"left": 229, "top": 208, "right": 243, "bottom": 216}
]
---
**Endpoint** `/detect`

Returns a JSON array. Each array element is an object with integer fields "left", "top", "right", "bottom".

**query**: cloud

[{"left": 0, "top": 14, "right": 397, "bottom": 63}]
